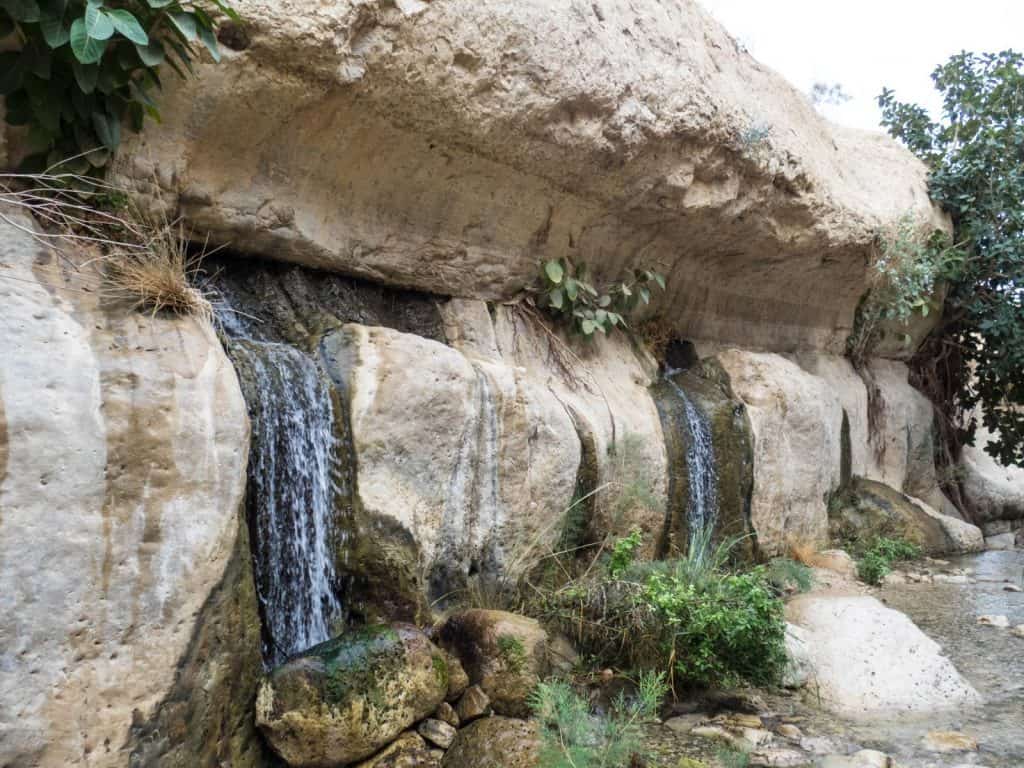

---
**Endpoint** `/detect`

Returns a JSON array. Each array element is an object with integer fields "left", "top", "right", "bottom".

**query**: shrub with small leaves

[
  {"left": 607, "top": 530, "right": 642, "bottom": 578},
  {"left": 536, "top": 257, "right": 665, "bottom": 337},
  {"left": 529, "top": 671, "right": 667, "bottom": 768},
  {"left": 0, "top": 0, "right": 238, "bottom": 173},
  {"left": 856, "top": 536, "right": 921, "bottom": 586}
]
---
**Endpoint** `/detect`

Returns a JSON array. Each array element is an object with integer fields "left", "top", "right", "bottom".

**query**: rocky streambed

[{"left": 641, "top": 550, "right": 1024, "bottom": 768}]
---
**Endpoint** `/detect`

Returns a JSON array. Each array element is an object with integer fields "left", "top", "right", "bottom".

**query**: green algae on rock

[{"left": 256, "top": 625, "right": 448, "bottom": 768}]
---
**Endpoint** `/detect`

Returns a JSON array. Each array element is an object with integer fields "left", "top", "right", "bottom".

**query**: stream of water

[{"left": 664, "top": 369, "right": 719, "bottom": 548}]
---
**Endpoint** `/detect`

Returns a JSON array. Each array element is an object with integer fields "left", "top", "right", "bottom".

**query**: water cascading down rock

[{"left": 222, "top": 325, "right": 344, "bottom": 666}]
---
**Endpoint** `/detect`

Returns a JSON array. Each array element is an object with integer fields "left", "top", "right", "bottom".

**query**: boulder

[
  {"left": 442, "top": 717, "right": 541, "bottom": 768},
  {"left": 830, "top": 477, "right": 983, "bottom": 555},
  {"left": 0, "top": 208, "right": 250, "bottom": 768},
  {"left": 353, "top": 732, "right": 441, "bottom": 768},
  {"left": 114, "top": 0, "right": 943, "bottom": 355},
  {"left": 715, "top": 350, "right": 842, "bottom": 555},
  {"left": 961, "top": 422, "right": 1024, "bottom": 527},
  {"left": 438, "top": 610, "right": 550, "bottom": 717},
  {"left": 785, "top": 595, "right": 979, "bottom": 717},
  {"left": 256, "top": 625, "right": 448, "bottom": 767}
]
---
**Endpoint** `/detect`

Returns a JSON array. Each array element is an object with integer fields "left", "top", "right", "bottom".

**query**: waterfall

[
  {"left": 664, "top": 368, "right": 719, "bottom": 547},
  {"left": 219, "top": 313, "right": 344, "bottom": 667}
]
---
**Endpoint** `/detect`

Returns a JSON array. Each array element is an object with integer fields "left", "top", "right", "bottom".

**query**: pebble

[
  {"left": 977, "top": 614, "right": 1010, "bottom": 628},
  {"left": 455, "top": 685, "right": 491, "bottom": 723},
  {"left": 417, "top": 718, "right": 457, "bottom": 750},
  {"left": 434, "top": 701, "right": 459, "bottom": 728}
]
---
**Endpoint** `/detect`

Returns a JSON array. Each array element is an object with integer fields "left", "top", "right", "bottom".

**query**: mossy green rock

[
  {"left": 438, "top": 610, "right": 550, "bottom": 718},
  {"left": 256, "top": 625, "right": 448, "bottom": 767},
  {"left": 441, "top": 717, "right": 541, "bottom": 768}
]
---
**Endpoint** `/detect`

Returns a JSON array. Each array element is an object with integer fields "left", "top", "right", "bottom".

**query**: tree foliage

[
  {"left": 0, "top": 0, "right": 237, "bottom": 172},
  {"left": 879, "top": 50, "right": 1024, "bottom": 467}
]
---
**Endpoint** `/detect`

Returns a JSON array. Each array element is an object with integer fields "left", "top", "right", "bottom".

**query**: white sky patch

[{"left": 698, "top": 1, "right": 1024, "bottom": 132}]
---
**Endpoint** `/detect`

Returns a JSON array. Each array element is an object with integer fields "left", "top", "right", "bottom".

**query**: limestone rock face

[
  {"left": 961, "top": 423, "right": 1024, "bottom": 527},
  {"left": 256, "top": 625, "right": 449, "bottom": 767},
  {"left": 0, "top": 208, "right": 249, "bottom": 767},
  {"left": 115, "top": 0, "right": 944, "bottom": 354},
  {"left": 438, "top": 610, "right": 550, "bottom": 718},
  {"left": 441, "top": 716, "right": 541, "bottom": 768},
  {"left": 716, "top": 350, "right": 842, "bottom": 555},
  {"left": 785, "top": 595, "right": 980, "bottom": 717},
  {"left": 321, "top": 323, "right": 581, "bottom": 599}
]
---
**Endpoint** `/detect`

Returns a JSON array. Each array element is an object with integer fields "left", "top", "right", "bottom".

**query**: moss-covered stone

[
  {"left": 127, "top": 508, "right": 278, "bottom": 768},
  {"left": 256, "top": 624, "right": 447, "bottom": 767},
  {"left": 438, "top": 610, "right": 549, "bottom": 718},
  {"left": 441, "top": 717, "right": 541, "bottom": 768}
]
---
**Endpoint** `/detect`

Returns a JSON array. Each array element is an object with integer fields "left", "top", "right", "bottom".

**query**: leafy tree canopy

[{"left": 879, "top": 50, "right": 1024, "bottom": 467}]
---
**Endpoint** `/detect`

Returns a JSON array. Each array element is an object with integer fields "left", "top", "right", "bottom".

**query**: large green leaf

[
  {"left": 70, "top": 17, "right": 107, "bottom": 62},
  {"left": 71, "top": 59, "right": 97, "bottom": 93},
  {"left": 544, "top": 260, "right": 564, "bottom": 285},
  {"left": 84, "top": 3, "right": 114, "bottom": 40},
  {"left": 91, "top": 108, "right": 116, "bottom": 149},
  {"left": 134, "top": 39, "right": 165, "bottom": 66},
  {"left": 197, "top": 20, "right": 220, "bottom": 62},
  {"left": 39, "top": 12, "right": 70, "bottom": 47},
  {"left": 0, "top": 0, "right": 40, "bottom": 22},
  {"left": 211, "top": 0, "right": 241, "bottom": 23},
  {"left": 106, "top": 8, "right": 147, "bottom": 45},
  {"left": 167, "top": 11, "right": 197, "bottom": 41}
]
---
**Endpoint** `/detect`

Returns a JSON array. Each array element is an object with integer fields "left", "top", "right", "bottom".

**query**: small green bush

[
  {"left": 540, "top": 532, "right": 788, "bottom": 690},
  {"left": 497, "top": 634, "right": 528, "bottom": 674},
  {"left": 529, "top": 671, "right": 667, "bottom": 768},
  {"left": 535, "top": 258, "right": 665, "bottom": 337},
  {"left": 764, "top": 557, "right": 813, "bottom": 594},
  {"left": 607, "top": 529, "right": 642, "bottom": 578},
  {"left": 856, "top": 536, "right": 922, "bottom": 586},
  {"left": 716, "top": 746, "right": 750, "bottom": 768},
  {"left": 0, "top": 0, "right": 238, "bottom": 173}
]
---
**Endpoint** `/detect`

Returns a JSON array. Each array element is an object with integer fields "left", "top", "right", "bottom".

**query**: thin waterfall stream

[
  {"left": 214, "top": 295, "right": 344, "bottom": 668},
  {"left": 664, "top": 368, "right": 719, "bottom": 548}
]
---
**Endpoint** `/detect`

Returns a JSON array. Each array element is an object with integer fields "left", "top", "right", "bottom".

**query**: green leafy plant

[
  {"left": 764, "top": 557, "right": 813, "bottom": 594},
  {"left": 855, "top": 536, "right": 922, "bottom": 586},
  {"left": 536, "top": 258, "right": 665, "bottom": 337},
  {"left": 540, "top": 532, "right": 787, "bottom": 691},
  {"left": 0, "top": 0, "right": 238, "bottom": 172},
  {"left": 529, "top": 671, "right": 667, "bottom": 768},
  {"left": 607, "top": 530, "right": 642, "bottom": 578},
  {"left": 879, "top": 50, "right": 1024, "bottom": 469},
  {"left": 715, "top": 746, "right": 750, "bottom": 768}
]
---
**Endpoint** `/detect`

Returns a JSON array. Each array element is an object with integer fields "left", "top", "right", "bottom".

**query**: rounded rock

[
  {"left": 256, "top": 625, "right": 449, "bottom": 767},
  {"left": 441, "top": 716, "right": 541, "bottom": 768}
]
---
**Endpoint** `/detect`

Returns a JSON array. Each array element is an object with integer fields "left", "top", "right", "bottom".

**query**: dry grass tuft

[
  {"left": 786, "top": 537, "right": 819, "bottom": 567},
  {"left": 1, "top": 169, "right": 214, "bottom": 321},
  {"left": 104, "top": 218, "right": 214, "bottom": 321}
]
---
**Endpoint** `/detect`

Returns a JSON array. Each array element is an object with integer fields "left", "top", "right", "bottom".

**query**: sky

[{"left": 698, "top": 1, "right": 1024, "bottom": 132}]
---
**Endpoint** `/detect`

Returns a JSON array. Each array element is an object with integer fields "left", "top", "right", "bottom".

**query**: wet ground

[{"left": 640, "top": 550, "right": 1024, "bottom": 768}]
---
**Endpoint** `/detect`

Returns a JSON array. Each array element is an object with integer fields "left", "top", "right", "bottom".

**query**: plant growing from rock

[
  {"left": 0, "top": 0, "right": 238, "bottom": 173},
  {"left": 535, "top": 258, "right": 665, "bottom": 338},
  {"left": 879, "top": 50, "right": 1024, "bottom": 469},
  {"left": 529, "top": 671, "right": 667, "bottom": 768},
  {"left": 855, "top": 536, "right": 921, "bottom": 586}
]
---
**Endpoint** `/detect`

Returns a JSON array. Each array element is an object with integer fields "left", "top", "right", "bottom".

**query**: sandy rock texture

[
  {"left": 786, "top": 594, "right": 980, "bottom": 717},
  {"left": 0, "top": 208, "right": 249, "bottom": 767},
  {"left": 961, "top": 422, "right": 1024, "bottom": 531},
  {"left": 114, "top": 0, "right": 944, "bottom": 354}
]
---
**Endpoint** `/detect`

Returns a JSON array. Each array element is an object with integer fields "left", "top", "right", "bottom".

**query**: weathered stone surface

[
  {"left": 439, "top": 610, "right": 549, "bottom": 718},
  {"left": 114, "top": 0, "right": 943, "bottom": 356},
  {"left": 923, "top": 731, "right": 978, "bottom": 753},
  {"left": 830, "top": 477, "right": 982, "bottom": 555},
  {"left": 255, "top": 625, "right": 448, "bottom": 767},
  {"left": 353, "top": 732, "right": 441, "bottom": 768},
  {"left": 417, "top": 718, "right": 457, "bottom": 750},
  {"left": 442, "top": 716, "right": 541, "bottom": 768},
  {"left": 962, "top": 422, "right": 1024, "bottom": 526},
  {"left": 455, "top": 685, "right": 492, "bottom": 724},
  {"left": 321, "top": 323, "right": 580, "bottom": 600},
  {"left": 985, "top": 532, "right": 1017, "bottom": 550},
  {"left": 786, "top": 595, "right": 979, "bottom": 717},
  {"left": 716, "top": 350, "right": 842, "bottom": 555},
  {"left": 819, "top": 751, "right": 891, "bottom": 768},
  {"left": 434, "top": 701, "right": 460, "bottom": 728},
  {"left": 445, "top": 654, "right": 470, "bottom": 703},
  {"left": 0, "top": 208, "right": 250, "bottom": 768}
]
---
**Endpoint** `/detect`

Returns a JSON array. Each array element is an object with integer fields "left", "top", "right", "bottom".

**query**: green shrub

[
  {"left": 540, "top": 533, "right": 787, "bottom": 690},
  {"left": 529, "top": 671, "right": 667, "bottom": 768},
  {"left": 535, "top": 258, "right": 665, "bottom": 337},
  {"left": 856, "top": 536, "right": 922, "bottom": 586},
  {"left": 607, "top": 530, "right": 642, "bottom": 578},
  {"left": 764, "top": 557, "right": 813, "bottom": 594},
  {"left": 0, "top": 0, "right": 238, "bottom": 173},
  {"left": 497, "top": 634, "right": 528, "bottom": 674},
  {"left": 715, "top": 746, "right": 750, "bottom": 768}
]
